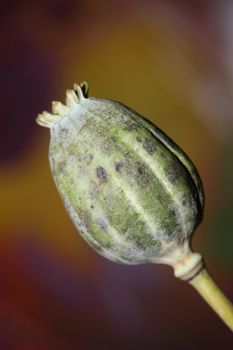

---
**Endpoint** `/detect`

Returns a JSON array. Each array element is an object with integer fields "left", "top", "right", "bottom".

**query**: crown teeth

[
  {"left": 36, "top": 82, "right": 89, "bottom": 128},
  {"left": 36, "top": 114, "right": 48, "bottom": 127},
  {"left": 52, "top": 101, "right": 69, "bottom": 116},
  {"left": 66, "top": 89, "right": 78, "bottom": 107},
  {"left": 36, "top": 111, "right": 60, "bottom": 128},
  {"left": 75, "top": 81, "right": 89, "bottom": 98}
]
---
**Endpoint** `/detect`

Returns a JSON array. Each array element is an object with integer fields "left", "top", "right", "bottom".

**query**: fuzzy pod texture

[{"left": 37, "top": 82, "right": 204, "bottom": 265}]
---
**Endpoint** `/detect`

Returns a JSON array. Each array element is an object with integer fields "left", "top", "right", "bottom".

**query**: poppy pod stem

[
  {"left": 188, "top": 268, "right": 233, "bottom": 331},
  {"left": 171, "top": 248, "right": 233, "bottom": 331}
]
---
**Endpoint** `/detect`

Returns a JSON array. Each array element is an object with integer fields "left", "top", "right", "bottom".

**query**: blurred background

[{"left": 1, "top": 0, "right": 233, "bottom": 348}]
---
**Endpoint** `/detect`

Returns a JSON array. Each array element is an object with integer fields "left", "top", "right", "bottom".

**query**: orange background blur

[{"left": 1, "top": 1, "right": 233, "bottom": 349}]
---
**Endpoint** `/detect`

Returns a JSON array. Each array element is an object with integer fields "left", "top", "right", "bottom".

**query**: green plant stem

[{"left": 189, "top": 268, "right": 233, "bottom": 331}]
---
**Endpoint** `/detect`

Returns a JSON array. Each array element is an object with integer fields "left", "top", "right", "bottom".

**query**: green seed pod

[{"left": 36, "top": 82, "right": 204, "bottom": 273}]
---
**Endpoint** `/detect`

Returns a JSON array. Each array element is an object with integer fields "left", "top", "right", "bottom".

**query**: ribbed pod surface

[{"left": 47, "top": 92, "right": 204, "bottom": 264}]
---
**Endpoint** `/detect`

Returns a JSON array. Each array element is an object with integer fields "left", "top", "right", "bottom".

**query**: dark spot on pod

[
  {"left": 137, "top": 163, "right": 151, "bottom": 187},
  {"left": 115, "top": 162, "right": 123, "bottom": 172},
  {"left": 90, "top": 204, "right": 94, "bottom": 209},
  {"left": 143, "top": 138, "right": 157, "bottom": 155},
  {"left": 166, "top": 168, "right": 179, "bottom": 184},
  {"left": 182, "top": 199, "right": 187, "bottom": 206},
  {"left": 86, "top": 153, "right": 94, "bottom": 165},
  {"left": 59, "top": 128, "right": 69, "bottom": 139},
  {"left": 57, "top": 160, "right": 67, "bottom": 175},
  {"left": 61, "top": 128, "right": 68, "bottom": 135},
  {"left": 123, "top": 120, "right": 142, "bottom": 131},
  {"left": 137, "top": 136, "right": 157, "bottom": 155},
  {"left": 170, "top": 208, "right": 177, "bottom": 217},
  {"left": 137, "top": 164, "right": 145, "bottom": 175},
  {"left": 96, "top": 166, "right": 107, "bottom": 182},
  {"left": 96, "top": 218, "right": 108, "bottom": 231},
  {"left": 128, "top": 230, "right": 161, "bottom": 251}
]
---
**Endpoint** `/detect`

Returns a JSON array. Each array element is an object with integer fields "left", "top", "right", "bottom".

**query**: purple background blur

[{"left": 1, "top": 1, "right": 233, "bottom": 349}]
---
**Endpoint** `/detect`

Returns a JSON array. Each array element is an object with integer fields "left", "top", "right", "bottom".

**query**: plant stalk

[
  {"left": 189, "top": 268, "right": 233, "bottom": 331},
  {"left": 172, "top": 249, "right": 233, "bottom": 331}
]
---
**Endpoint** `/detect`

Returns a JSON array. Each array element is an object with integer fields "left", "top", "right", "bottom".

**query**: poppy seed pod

[
  {"left": 37, "top": 82, "right": 233, "bottom": 332},
  {"left": 37, "top": 82, "right": 204, "bottom": 278}
]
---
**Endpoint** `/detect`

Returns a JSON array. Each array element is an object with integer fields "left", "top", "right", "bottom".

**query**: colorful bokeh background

[{"left": 1, "top": 0, "right": 233, "bottom": 349}]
